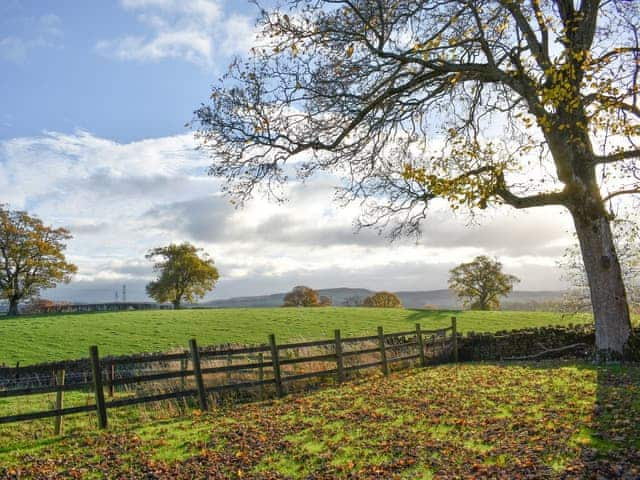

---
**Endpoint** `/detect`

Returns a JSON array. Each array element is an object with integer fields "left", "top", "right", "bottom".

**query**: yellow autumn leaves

[{"left": 401, "top": 163, "right": 503, "bottom": 211}]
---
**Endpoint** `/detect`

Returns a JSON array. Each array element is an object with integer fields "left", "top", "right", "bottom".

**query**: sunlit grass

[
  {"left": 0, "top": 307, "right": 593, "bottom": 365},
  {"left": 1, "top": 361, "right": 638, "bottom": 478}
]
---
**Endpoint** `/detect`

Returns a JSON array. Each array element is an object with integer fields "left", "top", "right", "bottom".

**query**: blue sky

[
  {"left": 0, "top": 0, "right": 259, "bottom": 142},
  {"left": 0, "top": 1, "right": 573, "bottom": 302}
]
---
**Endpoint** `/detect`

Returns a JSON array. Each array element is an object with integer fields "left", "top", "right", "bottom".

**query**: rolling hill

[{"left": 203, "top": 288, "right": 564, "bottom": 309}]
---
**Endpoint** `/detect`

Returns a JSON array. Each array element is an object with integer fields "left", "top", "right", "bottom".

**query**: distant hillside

[
  {"left": 202, "top": 288, "right": 565, "bottom": 309},
  {"left": 202, "top": 288, "right": 373, "bottom": 308}
]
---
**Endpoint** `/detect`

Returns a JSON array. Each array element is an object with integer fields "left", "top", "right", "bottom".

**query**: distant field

[{"left": 0, "top": 308, "right": 592, "bottom": 366}]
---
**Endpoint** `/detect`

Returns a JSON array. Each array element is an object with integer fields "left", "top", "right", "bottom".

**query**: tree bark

[
  {"left": 7, "top": 298, "right": 19, "bottom": 316},
  {"left": 571, "top": 209, "right": 632, "bottom": 360},
  {"left": 172, "top": 299, "right": 182, "bottom": 310}
]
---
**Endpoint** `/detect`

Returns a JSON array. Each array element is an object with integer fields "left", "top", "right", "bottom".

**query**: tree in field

[
  {"left": 363, "top": 291, "right": 403, "bottom": 308},
  {"left": 342, "top": 295, "right": 364, "bottom": 307},
  {"left": 449, "top": 256, "right": 519, "bottom": 310},
  {"left": 0, "top": 205, "right": 77, "bottom": 316},
  {"left": 319, "top": 295, "right": 333, "bottom": 306},
  {"left": 195, "top": 1, "right": 640, "bottom": 357},
  {"left": 145, "top": 243, "right": 219, "bottom": 309},
  {"left": 282, "top": 285, "right": 320, "bottom": 306}
]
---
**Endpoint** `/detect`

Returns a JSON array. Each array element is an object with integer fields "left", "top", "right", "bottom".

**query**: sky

[{"left": 0, "top": 0, "right": 576, "bottom": 303}]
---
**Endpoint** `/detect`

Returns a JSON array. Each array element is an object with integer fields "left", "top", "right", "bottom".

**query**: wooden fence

[{"left": 0, "top": 318, "right": 458, "bottom": 433}]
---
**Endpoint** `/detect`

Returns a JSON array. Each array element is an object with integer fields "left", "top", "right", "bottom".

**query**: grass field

[
  {"left": 1, "top": 361, "right": 638, "bottom": 479},
  {"left": 0, "top": 308, "right": 593, "bottom": 365}
]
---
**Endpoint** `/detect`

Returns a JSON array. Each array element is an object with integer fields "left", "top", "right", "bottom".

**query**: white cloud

[
  {"left": 1, "top": 130, "right": 573, "bottom": 302},
  {"left": 96, "top": 0, "right": 257, "bottom": 66},
  {"left": 0, "top": 13, "right": 62, "bottom": 63}
]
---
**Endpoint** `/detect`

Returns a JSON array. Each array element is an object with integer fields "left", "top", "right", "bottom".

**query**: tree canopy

[
  {"left": 0, "top": 205, "right": 77, "bottom": 316},
  {"left": 145, "top": 243, "right": 219, "bottom": 309},
  {"left": 283, "top": 285, "right": 320, "bottom": 306},
  {"left": 319, "top": 295, "right": 333, "bottom": 306},
  {"left": 449, "top": 256, "right": 519, "bottom": 310},
  {"left": 195, "top": 0, "right": 639, "bottom": 357},
  {"left": 363, "top": 291, "right": 403, "bottom": 308}
]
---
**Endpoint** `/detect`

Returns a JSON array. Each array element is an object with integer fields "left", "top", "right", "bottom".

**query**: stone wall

[
  {"left": 458, "top": 324, "right": 596, "bottom": 361},
  {"left": 458, "top": 324, "right": 640, "bottom": 361}
]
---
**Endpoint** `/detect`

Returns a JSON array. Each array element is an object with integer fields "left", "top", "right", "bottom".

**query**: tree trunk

[
  {"left": 572, "top": 210, "right": 632, "bottom": 360},
  {"left": 172, "top": 299, "right": 181, "bottom": 310},
  {"left": 7, "top": 298, "right": 19, "bottom": 316}
]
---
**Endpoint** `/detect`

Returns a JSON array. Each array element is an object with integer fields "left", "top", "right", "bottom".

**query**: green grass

[
  {"left": 0, "top": 308, "right": 592, "bottom": 365},
  {"left": 0, "top": 388, "right": 191, "bottom": 450},
  {"left": 2, "top": 361, "right": 639, "bottom": 478}
]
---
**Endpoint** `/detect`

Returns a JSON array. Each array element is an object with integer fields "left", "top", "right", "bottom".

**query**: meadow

[
  {"left": 2, "top": 361, "right": 638, "bottom": 478},
  {"left": 0, "top": 307, "right": 593, "bottom": 365}
]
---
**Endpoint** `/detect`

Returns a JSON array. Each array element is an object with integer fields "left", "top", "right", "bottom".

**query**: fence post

[
  {"left": 334, "top": 329, "right": 344, "bottom": 383},
  {"left": 451, "top": 316, "right": 458, "bottom": 363},
  {"left": 108, "top": 362, "right": 115, "bottom": 398},
  {"left": 258, "top": 352, "right": 265, "bottom": 401},
  {"left": 416, "top": 324, "right": 426, "bottom": 367},
  {"left": 180, "top": 357, "right": 187, "bottom": 391},
  {"left": 378, "top": 326, "right": 389, "bottom": 376},
  {"left": 226, "top": 353, "right": 233, "bottom": 384},
  {"left": 54, "top": 369, "right": 65, "bottom": 435},
  {"left": 89, "top": 345, "right": 108, "bottom": 429},
  {"left": 189, "top": 339, "right": 208, "bottom": 411},
  {"left": 269, "top": 334, "right": 284, "bottom": 398}
]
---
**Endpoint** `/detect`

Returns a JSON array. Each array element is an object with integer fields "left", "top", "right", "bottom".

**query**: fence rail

[{"left": 0, "top": 318, "right": 458, "bottom": 433}]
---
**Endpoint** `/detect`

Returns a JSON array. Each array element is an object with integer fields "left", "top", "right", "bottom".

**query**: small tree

[
  {"left": 283, "top": 286, "right": 320, "bottom": 307},
  {"left": 145, "top": 243, "right": 219, "bottom": 309},
  {"left": 363, "top": 291, "right": 402, "bottom": 308},
  {"left": 319, "top": 295, "right": 332, "bottom": 307},
  {"left": 342, "top": 295, "right": 364, "bottom": 307},
  {"left": 449, "top": 256, "right": 519, "bottom": 311},
  {"left": 0, "top": 205, "right": 77, "bottom": 316}
]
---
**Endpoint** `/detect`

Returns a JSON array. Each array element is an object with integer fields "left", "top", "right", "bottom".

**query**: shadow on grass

[
  {"left": 499, "top": 360, "right": 640, "bottom": 477},
  {"left": 579, "top": 363, "right": 640, "bottom": 477},
  {"left": 403, "top": 308, "right": 462, "bottom": 324}
]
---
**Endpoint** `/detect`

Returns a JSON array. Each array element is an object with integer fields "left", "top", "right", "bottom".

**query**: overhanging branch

[
  {"left": 495, "top": 173, "right": 567, "bottom": 208},
  {"left": 602, "top": 188, "right": 640, "bottom": 203},
  {"left": 593, "top": 149, "right": 640, "bottom": 164}
]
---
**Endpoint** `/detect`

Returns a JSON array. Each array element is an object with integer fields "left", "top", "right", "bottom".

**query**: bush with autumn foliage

[
  {"left": 282, "top": 286, "right": 320, "bottom": 307},
  {"left": 22, "top": 298, "right": 72, "bottom": 315},
  {"left": 363, "top": 291, "right": 402, "bottom": 308}
]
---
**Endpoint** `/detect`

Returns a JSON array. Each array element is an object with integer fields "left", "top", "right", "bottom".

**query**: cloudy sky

[{"left": 0, "top": 0, "right": 575, "bottom": 302}]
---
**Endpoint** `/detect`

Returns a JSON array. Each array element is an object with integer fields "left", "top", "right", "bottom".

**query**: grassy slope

[
  {"left": 2, "top": 362, "right": 638, "bottom": 479},
  {"left": 0, "top": 308, "right": 592, "bottom": 365}
]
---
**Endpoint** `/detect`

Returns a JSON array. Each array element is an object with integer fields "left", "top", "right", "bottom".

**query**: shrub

[{"left": 363, "top": 292, "right": 402, "bottom": 308}]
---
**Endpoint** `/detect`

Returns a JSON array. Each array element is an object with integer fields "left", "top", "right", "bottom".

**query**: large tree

[
  {"left": 145, "top": 243, "right": 219, "bottom": 309},
  {"left": 0, "top": 205, "right": 77, "bottom": 316},
  {"left": 195, "top": 1, "right": 640, "bottom": 358},
  {"left": 449, "top": 256, "right": 519, "bottom": 310}
]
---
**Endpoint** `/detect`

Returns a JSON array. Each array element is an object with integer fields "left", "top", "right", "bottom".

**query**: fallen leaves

[{"left": 2, "top": 362, "right": 639, "bottom": 479}]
